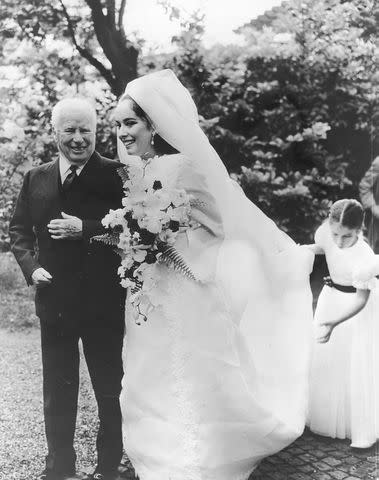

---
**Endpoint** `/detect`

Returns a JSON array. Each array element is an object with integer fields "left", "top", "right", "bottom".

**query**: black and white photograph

[{"left": 0, "top": 1, "right": 378, "bottom": 479}]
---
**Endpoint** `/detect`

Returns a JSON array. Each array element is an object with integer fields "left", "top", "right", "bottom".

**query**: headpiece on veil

[{"left": 124, "top": 69, "right": 199, "bottom": 127}]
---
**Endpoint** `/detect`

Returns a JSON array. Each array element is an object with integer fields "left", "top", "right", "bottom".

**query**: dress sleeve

[
  {"left": 352, "top": 241, "right": 378, "bottom": 290},
  {"left": 314, "top": 222, "right": 327, "bottom": 251},
  {"left": 9, "top": 171, "right": 41, "bottom": 284},
  {"left": 176, "top": 156, "right": 224, "bottom": 239},
  {"left": 174, "top": 156, "right": 224, "bottom": 282}
]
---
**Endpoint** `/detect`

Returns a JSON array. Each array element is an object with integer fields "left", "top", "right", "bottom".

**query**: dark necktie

[{"left": 62, "top": 165, "right": 78, "bottom": 192}]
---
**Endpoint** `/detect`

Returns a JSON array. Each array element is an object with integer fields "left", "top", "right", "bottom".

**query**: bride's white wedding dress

[{"left": 120, "top": 153, "right": 314, "bottom": 480}]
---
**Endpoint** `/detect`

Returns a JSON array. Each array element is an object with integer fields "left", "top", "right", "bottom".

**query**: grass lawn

[
  {"left": 0, "top": 252, "right": 38, "bottom": 331},
  {"left": 0, "top": 329, "right": 101, "bottom": 479}
]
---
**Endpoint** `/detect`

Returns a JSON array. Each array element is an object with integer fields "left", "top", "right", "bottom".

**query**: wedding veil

[
  {"left": 119, "top": 69, "right": 314, "bottom": 434},
  {"left": 119, "top": 69, "right": 293, "bottom": 253}
]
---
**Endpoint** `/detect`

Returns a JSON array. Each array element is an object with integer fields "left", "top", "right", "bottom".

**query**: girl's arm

[
  {"left": 323, "top": 288, "right": 370, "bottom": 327},
  {"left": 317, "top": 289, "right": 370, "bottom": 343}
]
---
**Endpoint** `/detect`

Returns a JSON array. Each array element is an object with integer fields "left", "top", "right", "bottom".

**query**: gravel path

[
  {"left": 1, "top": 329, "right": 377, "bottom": 480},
  {"left": 0, "top": 329, "right": 98, "bottom": 479}
]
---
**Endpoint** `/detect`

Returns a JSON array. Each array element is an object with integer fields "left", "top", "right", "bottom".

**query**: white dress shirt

[{"left": 59, "top": 154, "right": 88, "bottom": 184}]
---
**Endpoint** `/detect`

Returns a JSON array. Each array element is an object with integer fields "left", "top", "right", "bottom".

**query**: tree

[
  {"left": 160, "top": 0, "right": 378, "bottom": 242},
  {"left": 1, "top": 0, "right": 378, "bottom": 247},
  {"left": 0, "top": 0, "right": 139, "bottom": 96},
  {"left": 219, "top": 0, "right": 378, "bottom": 241}
]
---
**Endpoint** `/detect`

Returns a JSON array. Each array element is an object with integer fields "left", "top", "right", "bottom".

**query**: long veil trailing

[{"left": 119, "top": 69, "right": 314, "bottom": 445}]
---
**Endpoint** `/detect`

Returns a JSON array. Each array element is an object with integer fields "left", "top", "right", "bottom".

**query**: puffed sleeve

[
  {"left": 176, "top": 156, "right": 224, "bottom": 239},
  {"left": 174, "top": 156, "right": 224, "bottom": 282},
  {"left": 352, "top": 241, "right": 378, "bottom": 290},
  {"left": 314, "top": 222, "right": 328, "bottom": 250}
]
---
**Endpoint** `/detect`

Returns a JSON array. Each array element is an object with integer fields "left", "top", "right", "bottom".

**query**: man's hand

[
  {"left": 32, "top": 268, "right": 52, "bottom": 288},
  {"left": 48, "top": 212, "right": 83, "bottom": 240},
  {"left": 372, "top": 205, "right": 379, "bottom": 219}
]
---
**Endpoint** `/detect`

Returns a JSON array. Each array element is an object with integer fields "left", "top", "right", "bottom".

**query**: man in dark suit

[
  {"left": 9, "top": 98, "right": 126, "bottom": 480},
  {"left": 359, "top": 156, "right": 379, "bottom": 253}
]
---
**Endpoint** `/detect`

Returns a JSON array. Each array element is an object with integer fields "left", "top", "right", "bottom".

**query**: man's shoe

[
  {"left": 37, "top": 471, "right": 63, "bottom": 480},
  {"left": 63, "top": 473, "right": 86, "bottom": 480},
  {"left": 38, "top": 470, "right": 84, "bottom": 480},
  {"left": 83, "top": 473, "right": 120, "bottom": 480}
]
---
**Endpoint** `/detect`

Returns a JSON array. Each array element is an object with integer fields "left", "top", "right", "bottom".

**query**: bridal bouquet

[{"left": 94, "top": 157, "right": 196, "bottom": 321}]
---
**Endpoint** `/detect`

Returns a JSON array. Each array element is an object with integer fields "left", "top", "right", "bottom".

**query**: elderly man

[
  {"left": 10, "top": 98, "right": 125, "bottom": 480},
  {"left": 359, "top": 156, "right": 379, "bottom": 253}
]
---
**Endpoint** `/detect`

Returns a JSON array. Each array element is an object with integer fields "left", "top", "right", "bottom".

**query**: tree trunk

[
  {"left": 87, "top": 0, "right": 139, "bottom": 96},
  {"left": 101, "top": 29, "right": 139, "bottom": 97}
]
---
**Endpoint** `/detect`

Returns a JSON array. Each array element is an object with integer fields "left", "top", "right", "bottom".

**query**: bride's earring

[{"left": 150, "top": 131, "right": 156, "bottom": 147}]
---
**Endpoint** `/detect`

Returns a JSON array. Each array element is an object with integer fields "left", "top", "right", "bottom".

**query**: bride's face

[{"left": 114, "top": 99, "right": 155, "bottom": 157}]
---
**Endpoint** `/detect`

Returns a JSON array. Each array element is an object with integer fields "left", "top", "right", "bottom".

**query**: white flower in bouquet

[
  {"left": 118, "top": 230, "right": 132, "bottom": 250},
  {"left": 121, "top": 278, "right": 135, "bottom": 289},
  {"left": 158, "top": 230, "right": 177, "bottom": 245},
  {"left": 131, "top": 246, "right": 148, "bottom": 263},
  {"left": 150, "top": 189, "right": 171, "bottom": 210},
  {"left": 166, "top": 205, "right": 190, "bottom": 223},
  {"left": 171, "top": 190, "right": 190, "bottom": 207},
  {"left": 120, "top": 255, "right": 134, "bottom": 271},
  {"left": 102, "top": 208, "right": 126, "bottom": 229}
]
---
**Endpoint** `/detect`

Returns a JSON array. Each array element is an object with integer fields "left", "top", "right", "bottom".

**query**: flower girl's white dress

[
  {"left": 120, "top": 154, "right": 314, "bottom": 480},
  {"left": 308, "top": 222, "right": 379, "bottom": 448}
]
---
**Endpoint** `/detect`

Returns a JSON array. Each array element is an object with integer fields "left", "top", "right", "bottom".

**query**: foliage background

[{"left": 0, "top": 0, "right": 378, "bottom": 249}]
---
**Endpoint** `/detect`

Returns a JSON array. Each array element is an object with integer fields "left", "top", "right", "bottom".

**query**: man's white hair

[{"left": 51, "top": 97, "right": 97, "bottom": 130}]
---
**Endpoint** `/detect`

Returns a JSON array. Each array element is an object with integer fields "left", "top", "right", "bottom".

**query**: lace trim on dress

[{"left": 163, "top": 270, "right": 202, "bottom": 480}]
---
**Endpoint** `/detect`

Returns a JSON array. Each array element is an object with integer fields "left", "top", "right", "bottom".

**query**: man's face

[{"left": 54, "top": 108, "right": 96, "bottom": 165}]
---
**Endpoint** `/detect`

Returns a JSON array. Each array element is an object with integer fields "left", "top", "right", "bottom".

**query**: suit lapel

[
  {"left": 39, "top": 159, "right": 62, "bottom": 217},
  {"left": 78, "top": 151, "right": 102, "bottom": 187}
]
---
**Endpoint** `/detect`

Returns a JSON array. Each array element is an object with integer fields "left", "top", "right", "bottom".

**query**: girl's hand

[{"left": 315, "top": 324, "right": 334, "bottom": 344}]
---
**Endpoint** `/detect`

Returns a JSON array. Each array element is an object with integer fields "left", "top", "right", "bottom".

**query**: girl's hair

[
  {"left": 118, "top": 94, "right": 179, "bottom": 156},
  {"left": 329, "top": 199, "right": 364, "bottom": 229}
]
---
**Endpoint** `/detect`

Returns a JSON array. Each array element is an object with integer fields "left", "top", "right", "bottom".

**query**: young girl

[{"left": 307, "top": 199, "right": 378, "bottom": 448}]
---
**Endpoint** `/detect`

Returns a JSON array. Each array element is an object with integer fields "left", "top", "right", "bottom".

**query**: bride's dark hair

[{"left": 119, "top": 94, "right": 179, "bottom": 156}]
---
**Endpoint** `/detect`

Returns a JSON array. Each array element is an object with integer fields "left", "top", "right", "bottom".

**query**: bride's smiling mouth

[{"left": 120, "top": 137, "right": 135, "bottom": 148}]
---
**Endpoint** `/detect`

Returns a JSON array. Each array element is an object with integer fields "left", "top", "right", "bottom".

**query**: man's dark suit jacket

[{"left": 9, "top": 151, "right": 125, "bottom": 324}]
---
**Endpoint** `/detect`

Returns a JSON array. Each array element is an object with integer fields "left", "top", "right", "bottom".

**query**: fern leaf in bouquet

[
  {"left": 117, "top": 166, "right": 129, "bottom": 185},
  {"left": 158, "top": 245, "right": 198, "bottom": 282},
  {"left": 91, "top": 232, "right": 120, "bottom": 247},
  {"left": 131, "top": 279, "right": 143, "bottom": 294}
]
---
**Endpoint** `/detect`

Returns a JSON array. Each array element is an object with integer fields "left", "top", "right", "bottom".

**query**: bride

[{"left": 113, "top": 69, "right": 314, "bottom": 480}]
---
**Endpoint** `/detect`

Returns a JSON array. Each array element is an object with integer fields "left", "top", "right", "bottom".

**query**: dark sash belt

[{"left": 323, "top": 276, "right": 357, "bottom": 293}]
